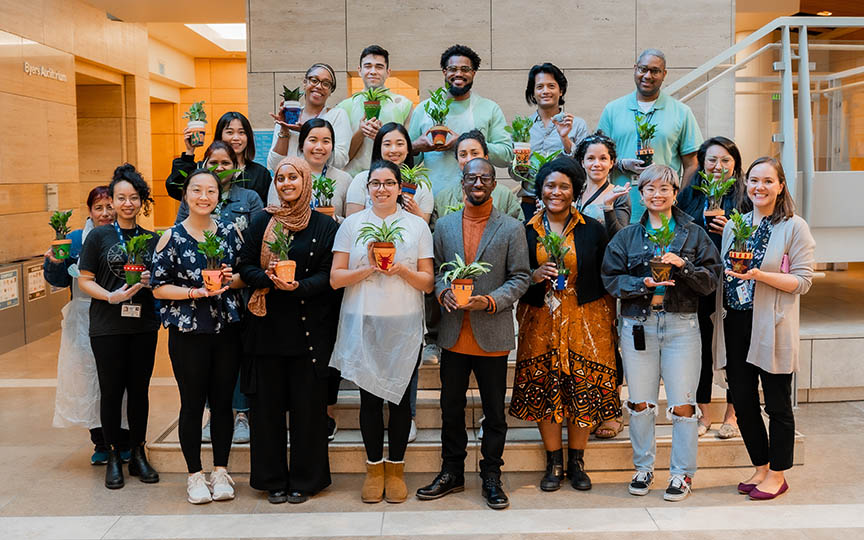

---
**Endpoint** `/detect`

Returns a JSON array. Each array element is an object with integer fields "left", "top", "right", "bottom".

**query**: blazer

[{"left": 433, "top": 207, "right": 531, "bottom": 352}]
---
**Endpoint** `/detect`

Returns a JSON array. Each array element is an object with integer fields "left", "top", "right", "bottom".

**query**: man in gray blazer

[{"left": 416, "top": 158, "right": 531, "bottom": 509}]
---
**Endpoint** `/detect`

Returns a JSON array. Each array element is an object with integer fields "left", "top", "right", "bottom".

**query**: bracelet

[
  {"left": 188, "top": 288, "right": 195, "bottom": 299},
  {"left": 277, "top": 131, "right": 290, "bottom": 139}
]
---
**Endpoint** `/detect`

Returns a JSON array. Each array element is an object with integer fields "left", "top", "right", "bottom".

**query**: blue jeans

[{"left": 620, "top": 311, "right": 701, "bottom": 477}]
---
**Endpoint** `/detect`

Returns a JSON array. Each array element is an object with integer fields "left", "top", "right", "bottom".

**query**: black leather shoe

[
  {"left": 540, "top": 449, "right": 564, "bottom": 492},
  {"left": 104, "top": 449, "right": 124, "bottom": 490},
  {"left": 127, "top": 444, "right": 159, "bottom": 483},
  {"left": 416, "top": 471, "right": 464, "bottom": 500},
  {"left": 567, "top": 449, "right": 592, "bottom": 491},
  {"left": 268, "top": 489, "right": 288, "bottom": 504},
  {"left": 481, "top": 476, "right": 509, "bottom": 509},
  {"left": 286, "top": 490, "right": 308, "bottom": 504}
]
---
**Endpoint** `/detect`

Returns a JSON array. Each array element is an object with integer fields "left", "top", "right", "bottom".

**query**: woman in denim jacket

[{"left": 601, "top": 164, "right": 721, "bottom": 502}]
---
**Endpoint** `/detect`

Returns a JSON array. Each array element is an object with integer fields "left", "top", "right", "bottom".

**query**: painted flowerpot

[
  {"left": 123, "top": 263, "right": 146, "bottom": 286},
  {"left": 187, "top": 120, "right": 206, "bottom": 148},
  {"left": 649, "top": 257, "right": 673, "bottom": 283},
  {"left": 51, "top": 239, "right": 72, "bottom": 260},
  {"left": 371, "top": 242, "right": 396, "bottom": 270},
  {"left": 430, "top": 126, "right": 449, "bottom": 146},
  {"left": 728, "top": 251, "right": 754, "bottom": 274},
  {"left": 703, "top": 207, "right": 725, "bottom": 233},
  {"left": 451, "top": 278, "right": 474, "bottom": 306},
  {"left": 636, "top": 147, "right": 654, "bottom": 166},
  {"left": 275, "top": 259, "right": 296, "bottom": 282},
  {"left": 315, "top": 206, "right": 335, "bottom": 217},
  {"left": 554, "top": 272, "right": 568, "bottom": 291},
  {"left": 514, "top": 142, "right": 532, "bottom": 167},
  {"left": 401, "top": 182, "right": 417, "bottom": 200},
  {"left": 282, "top": 101, "right": 302, "bottom": 125},
  {"left": 363, "top": 100, "right": 381, "bottom": 120},
  {"left": 202, "top": 269, "right": 223, "bottom": 292}
]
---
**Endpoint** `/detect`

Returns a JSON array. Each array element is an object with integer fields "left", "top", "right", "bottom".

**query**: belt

[
  {"left": 521, "top": 196, "right": 536, "bottom": 204},
  {"left": 650, "top": 304, "right": 665, "bottom": 312}
]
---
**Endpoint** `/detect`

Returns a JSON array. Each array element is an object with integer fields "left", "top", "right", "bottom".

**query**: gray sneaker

[
  {"left": 233, "top": 413, "right": 250, "bottom": 444},
  {"left": 422, "top": 344, "right": 440, "bottom": 365}
]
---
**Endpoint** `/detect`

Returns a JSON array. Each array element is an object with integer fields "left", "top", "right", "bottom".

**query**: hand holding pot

[
  {"left": 269, "top": 111, "right": 300, "bottom": 134},
  {"left": 220, "top": 264, "right": 233, "bottom": 285},
  {"left": 420, "top": 126, "right": 456, "bottom": 152},
  {"left": 265, "top": 270, "right": 299, "bottom": 291},
  {"left": 44, "top": 248, "right": 62, "bottom": 265},
  {"left": 532, "top": 262, "right": 558, "bottom": 284},
  {"left": 552, "top": 112, "right": 574, "bottom": 140},
  {"left": 659, "top": 252, "right": 685, "bottom": 269},
  {"left": 461, "top": 295, "right": 490, "bottom": 311},
  {"left": 619, "top": 158, "right": 646, "bottom": 175},
  {"left": 401, "top": 196, "right": 424, "bottom": 219},
  {"left": 643, "top": 276, "right": 675, "bottom": 288},
  {"left": 182, "top": 126, "right": 201, "bottom": 155},
  {"left": 360, "top": 118, "right": 382, "bottom": 140},
  {"left": 708, "top": 214, "right": 728, "bottom": 234},
  {"left": 139, "top": 270, "right": 151, "bottom": 288},
  {"left": 377, "top": 261, "right": 407, "bottom": 278},
  {"left": 725, "top": 268, "right": 761, "bottom": 281},
  {"left": 107, "top": 283, "right": 143, "bottom": 304},
  {"left": 190, "top": 285, "right": 229, "bottom": 298}
]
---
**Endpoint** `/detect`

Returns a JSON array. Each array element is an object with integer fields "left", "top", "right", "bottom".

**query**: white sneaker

[
  {"left": 422, "top": 344, "right": 440, "bottom": 365},
  {"left": 233, "top": 413, "right": 250, "bottom": 444},
  {"left": 187, "top": 471, "right": 212, "bottom": 504},
  {"left": 210, "top": 469, "right": 236, "bottom": 501},
  {"left": 202, "top": 415, "right": 211, "bottom": 443},
  {"left": 407, "top": 419, "right": 417, "bottom": 443},
  {"left": 664, "top": 474, "right": 692, "bottom": 502}
]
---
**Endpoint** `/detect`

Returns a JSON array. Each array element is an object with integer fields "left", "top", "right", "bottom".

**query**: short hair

[
  {"left": 360, "top": 45, "right": 389, "bottom": 68},
  {"left": 637, "top": 48, "right": 667, "bottom": 68},
  {"left": 534, "top": 157, "right": 585, "bottom": 200},
  {"left": 214, "top": 112, "right": 256, "bottom": 162},
  {"left": 370, "top": 122, "right": 414, "bottom": 168},
  {"left": 453, "top": 129, "right": 489, "bottom": 159},
  {"left": 463, "top": 157, "right": 494, "bottom": 176},
  {"left": 305, "top": 63, "right": 337, "bottom": 92},
  {"left": 203, "top": 140, "right": 238, "bottom": 169},
  {"left": 86, "top": 186, "right": 111, "bottom": 209},
  {"left": 440, "top": 44, "right": 481, "bottom": 71},
  {"left": 182, "top": 168, "right": 224, "bottom": 201},
  {"left": 298, "top": 118, "right": 335, "bottom": 152},
  {"left": 109, "top": 163, "right": 153, "bottom": 217},
  {"left": 637, "top": 164, "right": 680, "bottom": 192},
  {"left": 525, "top": 63, "right": 568, "bottom": 106},
  {"left": 575, "top": 130, "right": 617, "bottom": 164},
  {"left": 744, "top": 157, "right": 796, "bottom": 224}
]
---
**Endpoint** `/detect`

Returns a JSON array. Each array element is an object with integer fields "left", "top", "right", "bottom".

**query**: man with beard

[
  {"left": 598, "top": 49, "right": 703, "bottom": 222},
  {"left": 417, "top": 158, "right": 530, "bottom": 509},
  {"left": 409, "top": 45, "right": 513, "bottom": 194}
]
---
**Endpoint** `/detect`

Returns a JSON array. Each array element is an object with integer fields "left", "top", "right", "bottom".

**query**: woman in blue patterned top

[{"left": 151, "top": 168, "right": 246, "bottom": 505}]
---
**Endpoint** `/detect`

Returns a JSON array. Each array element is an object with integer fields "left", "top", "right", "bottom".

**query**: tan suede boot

[
  {"left": 361, "top": 460, "right": 385, "bottom": 503},
  {"left": 384, "top": 460, "right": 408, "bottom": 503}
]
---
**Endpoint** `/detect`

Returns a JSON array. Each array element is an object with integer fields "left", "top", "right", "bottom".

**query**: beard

[{"left": 448, "top": 81, "right": 473, "bottom": 97}]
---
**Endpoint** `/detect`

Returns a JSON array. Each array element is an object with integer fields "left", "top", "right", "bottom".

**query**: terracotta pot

[
  {"left": 703, "top": 207, "right": 725, "bottom": 233},
  {"left": 430, "top": 126, "right": 449, "bottom": 146},
  {"left": 315, "top": 206, "right": 335, "bottom": 217},
  {"left": 282, "top": 101, "right": 301, "bottom": 124},
  {"left": 451, "top": 278, "right": 474, "bottom": 306},
  {"left": 363, "top": 100, "right": 381, "bottom": 120},
  {"left": 275, "top": 259, "right": 296, "bottom": 282},
  {"left": 514, "top": 142, "right": 531, "bottom": 167},
  {"left": 636, "top": 147, "right": 654, "bottom": 166},
  {"left": 187, "top": 120, "right": 206, "bottom": 148},
  {"left": 51, "top": 239, "right": 72, "bottom": 260},
  {"left": 202, "top": 269, "right": 223, "bottom": 292},
  {"left": 371, "top": 242, "right": 396, "bottom": 270},
  {"left": 728, "top": 251, "right": 754, "bottom": 274},
  {"left": 401, "top": 182, "right": 417, "bottom": 199},
  {"left": 649, "top": 257, "right": 673, "bottom": 283},
  {"left": 123, "top": 263, "right": 146, "bottom": 286}
]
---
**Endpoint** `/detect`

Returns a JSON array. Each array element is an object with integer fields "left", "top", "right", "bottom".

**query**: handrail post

[
  {"left": 780, "top": 25, "right": 798, "bottom": 197},
  {"left": 798, "top": 25, "right": 816, "bottom": 221}
]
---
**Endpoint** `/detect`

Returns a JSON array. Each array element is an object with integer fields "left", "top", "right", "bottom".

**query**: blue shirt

[{"left": 512, "top": 111, "right": 589, "bottom": 197}]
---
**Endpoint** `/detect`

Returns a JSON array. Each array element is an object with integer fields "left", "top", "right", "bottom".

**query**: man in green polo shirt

[
  {"left": 598, "top": 49, "right": 703, "bottom": 222},
  {"left": 337, "top": 45, "right": 414, "bottom": 176}
]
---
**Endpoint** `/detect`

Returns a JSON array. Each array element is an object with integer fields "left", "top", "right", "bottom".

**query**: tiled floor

[{"left": 800, "top": 264, "right": 864, "bottom": 339}]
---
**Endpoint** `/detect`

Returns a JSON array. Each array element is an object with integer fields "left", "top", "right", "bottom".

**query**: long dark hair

[
  {"left": 370, "top": 122, "right": 414, "bottom": 168},
  {"left": 203, "top": 140, "right": 238, "bottom": 168},
  {"left": 744, "top": 157, "right": 796, "bottom": 224},
  {"left": 575, "top": 130, "right": 617, "bottom": 165},
  {"left": 298, "top": 118, "right": 335, "bottom": 153},
  {"left": 214, "top": 112, "right": 255, "bottom": 163},
  {"left": 109, "top": 163, "right": 153, "bottom": 217},
  {"left": 691, "top": 136, "right": 750, "bottom": 211}
]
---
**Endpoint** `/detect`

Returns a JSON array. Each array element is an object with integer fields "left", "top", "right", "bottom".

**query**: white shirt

[{"left": 267, "top": 107, "right": 351, "bottom": 171}]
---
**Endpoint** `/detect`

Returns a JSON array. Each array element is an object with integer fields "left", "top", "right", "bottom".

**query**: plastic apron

[{"left": 420, "top": 95, "right": 475, "bottom": 195}]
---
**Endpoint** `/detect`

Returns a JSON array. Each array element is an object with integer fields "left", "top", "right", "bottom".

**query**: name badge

[
  {"left": 735, "top": 283, "right": 752, "bottom": 305},
  {"left": 121, "top": 303, "right": 142, "bottom": 318}
]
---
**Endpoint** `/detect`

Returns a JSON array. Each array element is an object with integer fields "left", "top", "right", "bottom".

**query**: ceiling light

[
  {"left": 817, "top": 10, "right": 832, "bottom": 16},
  {"left": 185, "top": 24, "right": 246, "bottom": 52}
]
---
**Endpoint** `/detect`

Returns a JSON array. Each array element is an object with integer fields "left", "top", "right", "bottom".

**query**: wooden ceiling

[{"left": 798, "top": 0, "right": 864, "bottom": 17}]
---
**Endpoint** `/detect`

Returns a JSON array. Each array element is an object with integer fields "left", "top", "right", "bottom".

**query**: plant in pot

[
  {"left": 49, "top": 209, "right": 73, "bottom": 260},
  {"left": 692, "top": 168, "right": 736, "bottom": 233},
  {"left": 281, "top": 86, "right": 304, "bottom": 125},
  {"left": 505, "top": 115, "right": 533, "bottom": 168},
  {"left": 440, "top": 253, "right": 493, "bottom": 306},
  {"left": 355, "top": 219, "right": 406, "bottom": 271},
  {"left": 512, "top": 149, "right": 562, "bottom": 190},
  {"left": 539, "top": 230, "right": 571, "bottom": 291},
  {"left": 265, "top": 223, "right": 296, "bottom": 282},
  {"left": 728, "top": 209, "right": 757, "bottom": 273},
  {"left": 424, "top": 87, "right": 453, "bottom": 146},
  {"left": 354, "top": 86, "right": 392, "bottom": 120},
  {"left": 634, "top": 112, "right": 657, "bottom": 167},
  {"left": 399, "top": 164, "right": 431, "bottom": 200},
  {"left": 646, "top": 214, "right": 675, "bottom": 283},
  {"left": 123, "top": 233, "right": 153, "bottom": 286},
  {"left": 443, "top": 201, "right": 465, "bottom": 216},
  {"left": 183, "top": 101, "right": 207, "bottom": 148},
  {"left": 196, "top": 230, "right": 225, "bottom": 292},
  {"left": 312, "top": 174, "right": 336, "bottom": 217}
]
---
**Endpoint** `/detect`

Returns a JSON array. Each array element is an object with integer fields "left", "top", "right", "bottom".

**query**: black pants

[
  {"left": 90, "top": 428, "right": 130, "bottom": 453},
  {"left": 440, "top": 350, "right": 509, "bottom": 479},
  {"left": 696, "top": 292, "right": 733, "bottom": 404},
  {"left": 724, "top": 308, "right": 795, "bottom": 471},
  {"left": 249, "top": 354, "right": 330, "bottom": 494},
  {"left": 359, "top": 386, "right": 412, "bottom": 462},
  {"left": 168, "top": 325, "right": 241, "bottom": 473},
  {"left": 424, "top": 292, "right": 441, "bottom": 345},
  {"left": 327, "top": 367, "right": 341, "bottom": 408},
  {"left": 91, "top": 332, "right": 158, "bottom": 448}
]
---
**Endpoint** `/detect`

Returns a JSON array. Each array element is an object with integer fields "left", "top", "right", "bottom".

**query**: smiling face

[
  {"left": 205, "top": 148, "right": 236, "bottom": 188},
  {"left": 533, "top": 72, "right": 561, "bottom": 109},
  {"left": 704, "top": 144, "right": 735, "bottom": 179},
  {"left": 380, "top": 129, "right": 409, "bottom": 166},
  {"left": 359, "top": 54, "right": 389, "bottom": 89},
  {"left": 112, "top": 181, "right": 142, "bottom": 221},
  {"left": 184, "top": 173, "right": 220, "bottom": 217},
  {"left": 89, "top": 196, "right": 115, "bottom": 226},
  {"left": 444, "top": 55, "right": 475, "bottom": 97},
  {"left": 461, "top": 159, "right": 496, "bottom": 206},
  {"left": 746, "top": 162, "right": 783, "bottom": 212},
  {"left": 221, "top": 119, "right": 248, "bottom": 157},
  {"left": 303, "top": 66, "right": 335, "bottom": 108},
  {"left": 634, "top": 54, "right": 667, "bottom": 99},
  {"left": 274, "top": 164, "right": 303, "bottom": 205},
  {"left": 366, "top": 167, "right": 400, "bottom": 210},
  {"left": 582, "top": 143, "right": 614, "bottom": 185},
  {"left": 541, "top": 172, "right": 574, "bottom": 214},
  {"left": 303, "top": 126, "right": 333, "bottom": 169},
  {"left": 456, "top": 138, "right": 487, "bottom": 169},
  {"left": 641, "top": 177, "right": 677, "bottom": 214}
]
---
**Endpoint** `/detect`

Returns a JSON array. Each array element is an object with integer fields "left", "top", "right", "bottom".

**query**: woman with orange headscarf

[{"left": 237, "top": 156, "right": 341, "bottom": 505}]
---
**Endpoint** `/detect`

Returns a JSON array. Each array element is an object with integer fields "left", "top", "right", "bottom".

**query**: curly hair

[
  {"left": 108, "top": 163, "right": 153, "bottom": 217},
  {"left": 575, "top": 130, "right": 617, "bottom": 164},
  {"left": 440, "top": 44, "right": 481, "bottom": 71}
]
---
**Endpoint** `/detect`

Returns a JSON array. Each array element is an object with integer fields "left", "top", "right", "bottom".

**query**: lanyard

[
  {"left": 113, "top": 221, "right": 140, "bottom": 247},
  {"left": 541, "top": 210, "right": 571, "bottom": 236},
  {"left": 577, "top": 181, "right": 609, "bottom": 212}
]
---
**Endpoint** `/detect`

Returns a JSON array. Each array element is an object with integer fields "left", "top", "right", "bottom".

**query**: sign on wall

[{"left": 0, "top": 270, "right": 20, "bottom": 311}]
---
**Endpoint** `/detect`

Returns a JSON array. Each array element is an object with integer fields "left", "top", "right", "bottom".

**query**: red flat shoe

[
  {"left": 749, "top": 480, "right": 788, "bottom": 500},
  {"left": 737, "top": 482, "right": 756, "bottom": 494}
]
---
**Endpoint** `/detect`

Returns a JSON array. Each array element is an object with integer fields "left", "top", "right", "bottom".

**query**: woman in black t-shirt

[{"left": 78, "top": 164, "right": 160, "bottom": 490}]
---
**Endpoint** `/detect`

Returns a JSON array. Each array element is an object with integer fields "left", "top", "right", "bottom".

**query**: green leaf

[
  {"left": 353, "top": 86, "right": 393, "bottom": 103},
  {"left": 424, "top": 87, "right": 453, "bottom": 126},
  {"left": 49, "top": 209, "right": 73, "bottom": 239},
  {"left": 440, "top": 254, "right": 493, "bottom": 283},
  {"left": 399, "top": 164, "right": 432, "bottom": 189},
  {"left": 264, "top": 223, "right": 294, "bottom": 261},
  {"left": 196, "top": 230, "right": 225, "bottom": 269},
  {"left": 506, "top": 115, "right": 533, "bottom": 143},
  {"left": 538, "top": 231, "right": 571, "bottom": 271},
  {"left": 124, "top": 233, "right": 153, "bottom": 264},
  {"left": 354, "top": 219, "right": 406, "bottom": 245},
  {"left": 646, "top": 213, "right": 675, "bottom": 253},
  {"left": 729, "top": 209, "right": 757, "bottom": 252},
  {"left": 182, "top": 101, "right": 207, "bottom": 123},
  {"left": 312, "top": 174, "right": 336, "bottom": 206},
  {"left": 281, "top": 86, "right": 303, "bottom": 101}
]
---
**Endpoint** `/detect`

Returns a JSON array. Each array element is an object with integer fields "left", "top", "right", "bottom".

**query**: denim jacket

[{"left": 601, "top": 206, "right": 721, "bottom": 317}]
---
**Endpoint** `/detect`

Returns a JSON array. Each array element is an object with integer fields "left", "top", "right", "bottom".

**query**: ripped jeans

[{"left": 620, "top": 311, "right": 701, "bottom": 477}]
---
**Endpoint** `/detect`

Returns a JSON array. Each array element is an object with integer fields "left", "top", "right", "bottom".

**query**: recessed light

[{"left": 817, "top": 10, "right": 833, "bottom": 16}]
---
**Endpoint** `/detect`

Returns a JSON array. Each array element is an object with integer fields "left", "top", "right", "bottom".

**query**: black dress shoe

[
  {"left": 127, "top": 445, "right": 159, "bottom": 483},
  {"left": 540, "top": 449, "right": 564, "bottom": 492},
  {"left": 104, "top": 449, "right": 124, "bottom": 490},
  {"left": 268, "top": 489, "right": 288, "bottom": 504},
  {"left": 416, "top": 471, "right": 464, "bottom": 500},
  {"left": 481, "top": 476, "right": 509, "bottom": 509},
  {"left": 286, "top": 490, "right": 308, "bottom": 504},
  {"left": 567, "top": 449, "right": 592, "bottom": 491}
]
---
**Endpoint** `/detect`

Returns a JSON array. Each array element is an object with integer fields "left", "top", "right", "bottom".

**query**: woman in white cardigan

[{"left": 712, "top": 156, "right": 815, "bottom": 501}]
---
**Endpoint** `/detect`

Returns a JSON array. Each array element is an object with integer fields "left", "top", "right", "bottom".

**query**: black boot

[
  {"left": 105, "top": 448, "right": 124, "bottom": 489},
  {"left": 540, "top": 449, "right": 564, "bottom": 491},
  {"left": 128, "top": 444, "right": 159, "bottom": 483},
  {"left": 567, "top": 449, "right": 592, "bottom": 491}
]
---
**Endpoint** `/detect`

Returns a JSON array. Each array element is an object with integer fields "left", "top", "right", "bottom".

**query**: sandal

[
  {"left": 594, "top": 417, "right": 624, "bottom": 439},
  {"left": 717, "top": 423, "right": 740, "bottom": 439}
]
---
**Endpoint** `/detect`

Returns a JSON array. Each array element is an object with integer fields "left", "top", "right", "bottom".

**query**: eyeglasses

[
  {"left": 305, "top": 76, "right": 334, "bottom": 91},
  {"left": 635, "top": 65, "right": 664, "bottom": 76},
  {"left": 445, "top": 66, "right": 474, "bottom": 74},
  {"left": 462, "top": 173, "right": 495, "bottom": 185},
  {"left": 368, "top": 180, "right": 399, "bottom": 189},
  {"left": 642, "top": 186, "right": 675, "bottom": 196},
  {"left": 705, "top": 157, "right": 735, "bottom": 168}
]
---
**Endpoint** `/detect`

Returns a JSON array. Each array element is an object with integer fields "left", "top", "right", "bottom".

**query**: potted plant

[
  {"left": 49, "top": 209, "right": 73, "bottom": 260},
  {"left": 646, "top": 214, "right": 675, "bottom": 282},
  {"left": 355, "top": 219, "right": 406, "bottom": 271},
  {"left": 443, "top": 201, "right": 465, "bottom": 216},
  {"left": 539, "top": 230, "right": 571, "bottom": 291},
  {"left": 123, "top": 233, "right": 153, "bottom": 286},
  {"left": 424, "top": 87, "right": 453, "bottom": 146},
  {"left": 196, "top": 230, "right": 225, "bottom": 292},
  {"left": 354, "top": 86, "right": 392, "bottom": 120},
  {"left": 440, "top": 253, "right": 493, "bottom": 306},
  {"left": 512, "top": 150, "right": 562, "bottom": 189},
  {"left": 399, "top": 164, "right": 431, "bottom": 200},
  {"left": 312, "top": 174, "right": 336, "bottom": 217},
  {"left": 264, "top": 223, "right": 296, "bottom": 282},
  {"left": 728, "top": 209, "right": 757, "bottom": 273},
  {"left": 505, "top": 115, "right": 533, "bottom": 167},
  {"left": 692, "top": 169, "right": 736, "bottom": 233},
  {"left": 183, "top": 101, "right": 207, "bottom": 148},
  {"left": 634, "top": 112, "right": 657, "bottom": 166},
  {"left": 281, "top": 86, "right": 304, "bottom": 125}
]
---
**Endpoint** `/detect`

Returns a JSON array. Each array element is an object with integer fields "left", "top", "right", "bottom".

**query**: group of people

[{"left": 45, "top": 43, "right": 815, "bottom": 509}]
